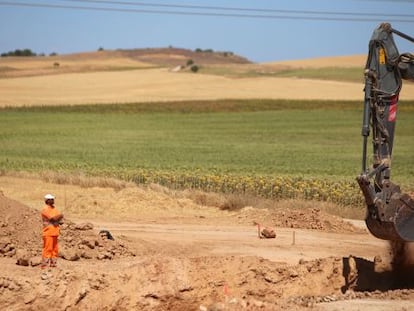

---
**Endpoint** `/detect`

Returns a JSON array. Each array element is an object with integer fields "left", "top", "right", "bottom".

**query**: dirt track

[{"left": 1, "top": 176, "right": 414, "bottom": 310}]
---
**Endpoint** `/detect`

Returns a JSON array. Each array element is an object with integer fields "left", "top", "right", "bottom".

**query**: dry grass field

[
  {"left": 0, "top": 68, "right": 372, "bottom": 106},
  {"left": 1, "top": 50, "right": 413, "bottom": 107},
  {"left": 263, "top": 54, "right": 366, "bottom": 68}
]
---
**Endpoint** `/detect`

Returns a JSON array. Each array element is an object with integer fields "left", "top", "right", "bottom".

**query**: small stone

[
  {"left": 60, "top": 248, "right": 80, "bottom": 261},
  {"left": 24, "top": 293, "right": 37, "bottom": 304},
  {"left": 74, "top": 223, "right": 94, "bottom": 231},
  {"left": 16, "top": 250, "right": 31, "bottom": 266},
  {"left": 207, "top": 302, "right": 226, "bottom": 311},
  {"left": 30, "top": 256, "right": 42, "bottom": 267}
]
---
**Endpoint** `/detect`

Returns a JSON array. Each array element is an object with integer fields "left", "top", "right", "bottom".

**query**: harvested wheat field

[
  {"left": 263, "top": 55, "right": 367, "bottom": 68},
  {"left": 2, "top": 51, "right": 414, "bottom": 107},
  {"left": 0, "top": 68, "right": 368, "bottom": 107}
]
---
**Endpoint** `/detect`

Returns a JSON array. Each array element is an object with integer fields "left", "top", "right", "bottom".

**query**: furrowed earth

[{"left": 1, "top": 176, "right": 414, "bottom": 311}]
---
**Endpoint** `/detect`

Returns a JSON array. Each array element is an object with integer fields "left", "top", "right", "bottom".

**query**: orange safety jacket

[{"left": 41, "top": 205, "right": 62, "bottom": 237}]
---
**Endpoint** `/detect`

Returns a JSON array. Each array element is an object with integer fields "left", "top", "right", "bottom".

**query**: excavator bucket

[
  {"left": 394, "top": 194, "right": 414, "bottom": 241},
  {"left": 365, "top": 192, "right": 414, "bottom": 242}
]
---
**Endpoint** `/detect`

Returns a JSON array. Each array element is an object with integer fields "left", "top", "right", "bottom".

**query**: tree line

[{"left": 1, "top": 49, "right": 59, "bottom": 57}]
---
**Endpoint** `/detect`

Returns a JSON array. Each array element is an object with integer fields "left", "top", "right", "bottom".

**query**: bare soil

[{"left": 1, "top": 176, "right": 414, "bottom": 310}]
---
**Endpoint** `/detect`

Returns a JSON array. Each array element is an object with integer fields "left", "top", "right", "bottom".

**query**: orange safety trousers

[{"left": 42, "top": 236, "right": 58, "bottom": 259}]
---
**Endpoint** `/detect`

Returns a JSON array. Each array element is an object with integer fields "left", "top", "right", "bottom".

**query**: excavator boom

[{"left": 357, "top": 23, "right": 414, "bottom": 242}]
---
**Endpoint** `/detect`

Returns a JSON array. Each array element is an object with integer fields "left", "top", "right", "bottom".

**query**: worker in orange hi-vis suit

[{"left": 41, "top": 194, "right": 64, "bottom": 268}]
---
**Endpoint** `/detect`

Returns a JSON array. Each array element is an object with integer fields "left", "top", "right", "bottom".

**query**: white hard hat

[{"left": 44, "top": 194, "right": 55, "bottom": 200}]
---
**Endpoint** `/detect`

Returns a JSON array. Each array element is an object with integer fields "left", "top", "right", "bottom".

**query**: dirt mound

[
  {"left": 0, "top": 255, "right": 348, "bottom": 310},
  {"left": 238, "top": 206, "right": 364, "bottom": 234},
  {"left": 0, "top": 191, "right": 41, "bottom": 257},
  {"left": 0, "top": 257, "right": 350, "bottom": 310},
  {"left": 0, "top": 191, "right": 135, "bottom": 262},
  {"left": 1, "top": 253, "right": 414, "bottom": 310}
]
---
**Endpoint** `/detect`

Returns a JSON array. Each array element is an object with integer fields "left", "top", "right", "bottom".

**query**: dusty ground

[{"left": 1, "top": 175, "right": 414, "bottom": 310}]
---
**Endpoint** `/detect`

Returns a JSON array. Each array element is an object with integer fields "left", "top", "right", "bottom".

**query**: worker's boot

[
  {"left": 40, "top": 258, "right": 49, "bottom": 269},
  {"left": 50, "top": 258, "right": 57, "bottom": 268}
]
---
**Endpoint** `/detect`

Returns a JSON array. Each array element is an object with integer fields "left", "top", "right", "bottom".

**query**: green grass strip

[{"left": 1, "top": 99, "right": 413, "bottom": 207}]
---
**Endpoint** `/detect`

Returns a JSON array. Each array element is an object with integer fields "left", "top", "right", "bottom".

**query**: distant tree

[
  {"left": 22, "top": 49, "right": 35, "bottom": 56},
  {"left": 0, "top": 48, "right": 36, "bottom": 57},
  {"left": 186, "top": 59, "right": 194, "bottom": 66},
  {"left": 49, "top": 52, "right": 58, "bottom": 56},
  {"left": 194, "top": 48, "right": 214, "bottom": 53},
  {"left": 14, "top": 49, "right": 23, "bottom": 56},
  {"left": 190, "top": 65, "right": 199, "bottom": 73},
  {"left": 98, "top": 47, "right": 104, "bottom": 51}
]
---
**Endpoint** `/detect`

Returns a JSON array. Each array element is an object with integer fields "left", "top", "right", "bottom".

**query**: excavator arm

[{"left": 357, "top": 23, "right": 414, "bottom": 241}]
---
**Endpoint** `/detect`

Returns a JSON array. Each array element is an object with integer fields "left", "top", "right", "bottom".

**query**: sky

[{"left": 0, "top": 0, "right": 413, "bottom": 62}]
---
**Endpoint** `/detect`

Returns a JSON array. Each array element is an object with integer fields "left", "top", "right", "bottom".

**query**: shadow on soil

[{"left": 342, "top": 241, "right": 414, "bottom": 292}]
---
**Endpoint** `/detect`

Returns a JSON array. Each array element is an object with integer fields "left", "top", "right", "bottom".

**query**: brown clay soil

[{"left": 1, "top": 176, "right": 414, "bottom": 310}]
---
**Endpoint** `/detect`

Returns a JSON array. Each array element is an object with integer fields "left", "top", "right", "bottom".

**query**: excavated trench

[{"left": 342, "top": 241, "right": 414, "bottom": 292}]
